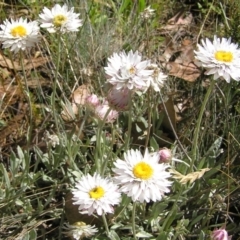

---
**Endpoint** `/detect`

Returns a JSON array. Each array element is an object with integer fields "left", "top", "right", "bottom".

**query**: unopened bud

[
  {"left": 212, "top": 228, "right": 230, "bottom": 240},
  {"left": 158, "top": 148, "right": 172, "bottom": 163},
  {"left": 85, "top": 94, "right": 100, "bottom": 110}
]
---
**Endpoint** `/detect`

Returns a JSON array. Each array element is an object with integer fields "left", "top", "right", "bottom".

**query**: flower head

[
  {"left": 39, "top": 4, "right": 82, "bottom": 33},
  {"left": 211, "top": 228, "right": 231, "bottom": 240},
  {"left": 0, "top": 18, "right": 40, "bottom": 53},
  {"left": 140, "top": 6, "right": 155, "bottom": 19},
  {"left": 194, "top": 36, "right": 240, "bottom": 82},
  {"left": 107, "top": 86, "right": 132, "bottom": 111},
  {"left": 94, "top": 100, "right": 119, "bottom": 123},
  {"left": 158, "top": 148, "right": 172, "bottom": 163},
  {"left": 146, "top": 64, "right": 168, "bottom": 92},
  {"left": 85, "top": 94, "right": 100, "bottom": 111},
  {"left": 44, "top": 131, "right": 60, "bottom": 148},
  {"left": 105, "top": 50, "right": 153, "bottom": 91},
  {"left": 72, "top": 173, "right": 121, "bottom": 215},
  {"left": 113, "top": 149, "right": 172, "bottom": 203},
  {"left": 63, "top": 222, "right": 98, "bottom": 240}
]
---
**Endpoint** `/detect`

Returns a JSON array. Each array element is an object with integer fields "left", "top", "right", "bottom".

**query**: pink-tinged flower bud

[
  {"left": 94, "top": 100, "right": 119, "bottom": 123},
  {"left": 86, "top": 94, "right": 100, "bottom": 110},
  {"left": 212, "top": 228, "right": 231, "bottom": 240},
  {"left": 107, "top": 86, "right": 132, "bottom": 111},
  {"left": 158, "top": 148, "right": 172, "bottom": 163}
]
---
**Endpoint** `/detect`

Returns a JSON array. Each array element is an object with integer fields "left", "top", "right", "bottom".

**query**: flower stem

[
  {"left": 132, "top": 202, "right": 137, "bottom": 240},
  {"left": 95, "top": 107, "right": 111, "bottom": 175},
  {"left": 144, "top": 88, "right": 152, "bottom": 150},
  {"left": 52, "top": 33, "right": 61, "bottom": 135},
  {"left": 191, "top": 80, "right": 215, "bottom": 170},
  {"left": 20, "top": 51, "right": 33, "bottom": 150},
  {"left": 144, "top": 17, "right": 151, "bottom": 151},
  {"left": 102, "top": 213, "right": 110, "bottom": 238},
  {"left": 125, "top": 96, "right": 133, "bottom": 151}
]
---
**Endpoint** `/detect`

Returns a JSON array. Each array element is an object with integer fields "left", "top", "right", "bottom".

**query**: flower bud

[
  {"left": 107, "top": 86, "right": 132, "bottom": 111},
  {"left": 140, "top": 6, "right": 155, "bottom": 20},
  {"left": 94, "top": 100, "right": 119, "bottom": 123},
  {"left": 212, "top": 228, "right": 230, "bottom": 240},
  {"left": 85, "top": 94, "right": 100, "bottom": 110},
  {"left": 158, "top": 148, "right": 172, "bottom": 163}
]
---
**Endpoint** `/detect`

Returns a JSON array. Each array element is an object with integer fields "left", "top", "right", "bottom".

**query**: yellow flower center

[
  {"left": 133, "top": 161, "right": 153, "bottom": 180},
  {"left": 11, "top": 25, "right": 27, "bottom": 37},
  {"left": 129, "top": 66, "right": 136, "bottom": 75},
  {"left": 214, "top": 51, "right": 233, "bottom": 63},
  {"left": 73, "top": 222, "right": 86, "bottom": 227},
  {"left": 53, "top": 15, "right": 67, "bottom": 27},
  {"left": 89, "top": 186, "right": 105, "bottom": 199}
]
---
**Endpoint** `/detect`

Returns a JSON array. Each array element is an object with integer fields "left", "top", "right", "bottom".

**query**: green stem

[
  {"left": 191, "top": 80, "right": 215, "bottom": 170},
  {"left": 132, "top": 202, "right": 137, "bottom": 240},
  {"left": 143, "top": 17, "right": 151, "bottom": 151},
  {"left": 125, "top": 96, "right": 133, "bottom": 151},
  {"left": 102, "top": 213, "right": 110, "bottom": 238},
  {"left": 144, "top": 88, "right": 152, "bottom": 150},
  {"left": 95, "top": 107, "right": 111, "bottom": 175},
  {"left": 52, "top": 33, "right": 62, "bottom": 134},
  {"left": 144, "top": 21, "right": 150, "bottom": 58},
  {"left": 20, "top": 51, "right": 33, "bottom": 150}
]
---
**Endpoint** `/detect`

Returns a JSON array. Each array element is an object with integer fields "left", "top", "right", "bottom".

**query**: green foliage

[
  {"left": 197, "top": 0, "right": 222, "bottom": 15},
  {"left": 226, "top": 0, "right": 240, "bottom": 43}
]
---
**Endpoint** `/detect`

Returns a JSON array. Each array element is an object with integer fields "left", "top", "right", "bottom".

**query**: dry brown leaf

[
  {"left": 61, "top": 103, "right": 78, "bottom": 122},
  {"left": 0, "top": 67, "right": 11, "bottom": 79},
  {"left": 0, "top": 53, "right": 21, "bottom": 69},
  {"left": 160, "top": 11, "right": 193, "bottom": 33},
  {"left": 72, "top": 84, "right": 90, "bottom": 105},
  {"left": 0, "top": 84, "right": 21, "bottom": 106},
  {"left": 160, "top": 38, "right": 195, "bottom": 66},
  {"left": 0, "top": 53, "right": 49, "bottom": 70},
  {"left": 166, "top": 62, "right": 200, "bottom": 82},
  {"left": 174, "top": 13, "right": 193, "bottom": 25},
  {"left": 26, "top": 77, "right": 50, "bottom": 88},
  {"left": 23, "top": 57, "right": 49, "bottom": 70},
  {"left": 181, "top": 38, "right": 193, "bottom": 48},
  {"left": 167, "top": 11, "right": 193, "bottom": 25},
  {"left": 159, "top": 37, "right": 178, "bottom": 62},
  {"left": 163, "top": 38, "right": 200, "bottom": 82},
  {"left": 177, "top": 39, "right": 195, "bottom": 64},
  {"left": 0, "top": 85, "right": 19, "bottom": 99}
]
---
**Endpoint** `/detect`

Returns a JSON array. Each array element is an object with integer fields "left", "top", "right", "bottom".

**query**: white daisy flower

[
  {"left": 39, "top": 4, "right": 82, "bottom": 33},
  {"left": 140, "top": 6, "right": 155, "bottom": 19},
  {"left": 104, "top": 50, "right": 153, "bottom": 91},
  {"left": 0, "top": 18, "right": 40, "bottom": 53},
  {"left": 113, "top": 149, "right": 172, "bottom": 203},
  {"left": 63, "top": 222, "right": 98, "bottom": 240},
  {"left": 146, "top": 64, "right": 167, "bottom": 92},
  {"left": 194, "top": 35, "right": 240, "bottom": 82},
  {"left": 72, "top": 173, "right": 121, "bottom": 216}
]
